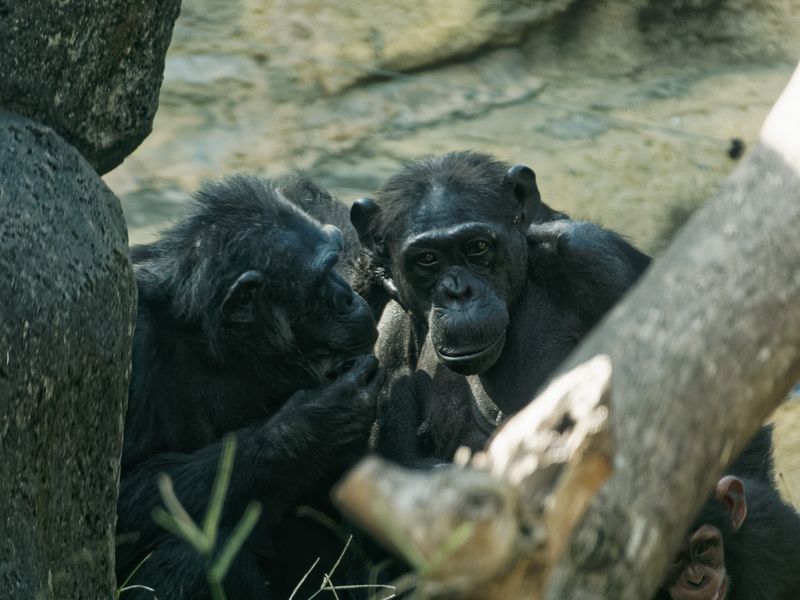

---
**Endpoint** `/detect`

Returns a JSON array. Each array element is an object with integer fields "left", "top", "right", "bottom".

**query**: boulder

[
  {"left": 238, "top": 0, "right": 575, "bottom": 95},
  {"left": 0, "top": 111, "right": 136, "bottom": 599},
  {"left": 0, "top": 0, "right": 181, "bottom": 174}
]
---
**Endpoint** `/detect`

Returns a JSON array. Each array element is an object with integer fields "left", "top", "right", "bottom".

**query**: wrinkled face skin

[
  {"left": 665, "top": 525, "right": 728, "bottom": 600},
  {"left": 393, "top": 210, "right": 528, "bottom": 376},
  {"left": 275, "top": 225, "right": 378, "bottom": 382},
  {"left": 222, "top": 221, "right": 377, "bottom": 389},
  {"left": 350, "top": 153, "right": 542, "bottom": 377}
]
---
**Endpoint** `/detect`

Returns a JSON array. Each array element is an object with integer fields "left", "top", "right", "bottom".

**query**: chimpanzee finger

[
  {"left": 343, "top": 354, "right": 380, "bottom": 385},
  {"left": 360, "top": 365, "right": 386, "bottom": 407}
]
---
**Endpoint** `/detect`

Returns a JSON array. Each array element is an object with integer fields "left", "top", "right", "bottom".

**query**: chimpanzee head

[
  {"left": 350, "top": 152, "right": 541, "bottom": 375},
  {"left": 133, "top": 175, "right": 377, "bottom": 394},
  {"left": 660, "top": 476, "right": 747, "bottom": 600}
]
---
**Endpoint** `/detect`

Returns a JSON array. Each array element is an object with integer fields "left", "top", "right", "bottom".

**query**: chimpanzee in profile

[
  {"left": 116, "top": 175, "right": 383, "bottom": 599},
  {"left": 656, "top": 473, "right": 800, "bottom": 599},
  {"left": 350, "top": 151, "right": 651, "bottom": 463}
]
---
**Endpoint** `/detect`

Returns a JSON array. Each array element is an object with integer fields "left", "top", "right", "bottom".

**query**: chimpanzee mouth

[{"left": 435, "top": 332, "right": 506, "bottom": 375}]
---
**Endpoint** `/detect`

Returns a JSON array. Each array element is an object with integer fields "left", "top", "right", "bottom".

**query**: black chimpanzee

[
  {"left": 350, "top": 151, "right": 650, "bottom": 464},
  {"left": 655, "top": 473, "right": 800, "bottom": 600},
  {"left": 116, "top": 174, "right": 384, "bottom": 599}
]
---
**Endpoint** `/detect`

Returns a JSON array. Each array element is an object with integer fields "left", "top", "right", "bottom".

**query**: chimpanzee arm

[
  {"left": 527, "top": 220, "right": 651, "bottom": 327},
  {"left": 117, "top": 355, "right": 382, "bottom": 567},
  {"left": 371, "top": 367, "right": 421, "bottom": 463}
]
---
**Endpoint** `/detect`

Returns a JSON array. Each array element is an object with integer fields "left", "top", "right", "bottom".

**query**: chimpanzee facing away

[
  {"left": 350, "top": 151, "right": 651, "bottom": 463},
  {"left": 117, "top": 175, "right": 383, "bottom": 599},
  {"left": 655, "top": 473, "right": 800, "bottom": 600}
]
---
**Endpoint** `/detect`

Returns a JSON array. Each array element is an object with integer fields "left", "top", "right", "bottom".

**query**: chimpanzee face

[
  {"left": 351, "top": 153, "right": 540, "bottom": 376},
  {"left": 393, "top": 211, "right": 528, "bottom": 375},
  {"left": 287, "top": 249, "right": 378, "bottom": 361},
  {"left": 664, "top": 524, "right": 728, "bottom": 600},
  {"left": 660, "top": 476, "right": 748, "bottom": 600},
  {"left": 221, "top": 219, "right": 377, "bottom": 386}
]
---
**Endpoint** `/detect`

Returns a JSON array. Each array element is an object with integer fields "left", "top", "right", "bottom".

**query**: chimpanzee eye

[
  {"left": 467, "top": 240, "right": 490, "bottom": 256},
  {"left": 416, "top": 252, "right": 438, "bottom": 267},
  {"left": 696, "top": 541, "right": 715, "bottom": 555}
]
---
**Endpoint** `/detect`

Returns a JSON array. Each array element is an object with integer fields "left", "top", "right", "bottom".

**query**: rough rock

[
  {"left": 0, "top": 0, "right": 181, "bottom": 174},
  {"left": 237, "top": 0, "right": 575, "bottom": 96},
  {"left": 0, "top": 111, "right": 136, "bottom": 599}
]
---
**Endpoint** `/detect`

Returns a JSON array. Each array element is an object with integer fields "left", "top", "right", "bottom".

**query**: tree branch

[
  {"left": 335, "top": 356, "right": 613, "bottom": 599},
  {"left": 545, "top": 62, "right": 800, "bottom": 599}
]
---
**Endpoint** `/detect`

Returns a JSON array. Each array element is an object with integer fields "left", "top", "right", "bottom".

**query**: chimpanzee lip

[{"left": 436, "top": 332, "right": 506, "bottom": 362}]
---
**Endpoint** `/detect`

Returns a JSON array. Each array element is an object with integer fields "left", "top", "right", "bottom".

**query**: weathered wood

[
  {"left": 545, "top": 63, "right": 800, "bottom": 599},
  {"left": 335, "top": 355, "right": 613, "bottom": 599}
]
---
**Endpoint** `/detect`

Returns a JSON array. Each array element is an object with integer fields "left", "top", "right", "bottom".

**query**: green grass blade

[
  {"left": 203, "top": 434, "right": 237, "bottom": 544},
  {"left": 209, "top": 500, "right": 262, "bottom": 582},
  {"left": 153, "top": 474, "right": 208, "bottom": 556}
]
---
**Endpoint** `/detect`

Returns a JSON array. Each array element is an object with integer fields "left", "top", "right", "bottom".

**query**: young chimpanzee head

[
  {"left": 133, "top": 175, "right": 377, "bottom": 395},
  {"left": 660, "top": 476, "right": 746, "bottom": 600},
  {"left": 659, "top": 473, "right": 800, "bottom": 600},
  {"left": 350, "top": 151, "right": 544, "bottom": 375}
]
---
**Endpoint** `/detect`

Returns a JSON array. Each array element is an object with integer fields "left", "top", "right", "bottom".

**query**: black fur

[
  {"left": 351, "top": 151, "right": 650, "bottom": 465},
  {"left": 116, "top": 175, "right": 383, "bottom": 599},
  {"left": 727, "top": 425, "right": 775, "bottom": 484}
]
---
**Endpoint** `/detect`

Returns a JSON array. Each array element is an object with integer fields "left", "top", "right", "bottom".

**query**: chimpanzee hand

[
  {"left": 315, "top": 353, "right": 385, "bottom": 443},
  {"left": 527, "top": 220, "right": 649, "bottom": 310},
  {"left": 268, "top": 354, "right": 385, "bottom": 470},
  {"left": 526, "top": 219, "right": 590, "bottom": 257}
]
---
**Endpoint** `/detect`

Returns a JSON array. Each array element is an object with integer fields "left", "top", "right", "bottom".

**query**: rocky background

[
  {"left": 104, "top": 0, "right": 800, "bottom": 503},
  {"left": 0, "top": 1, "right": 179, "bottom": 598}
]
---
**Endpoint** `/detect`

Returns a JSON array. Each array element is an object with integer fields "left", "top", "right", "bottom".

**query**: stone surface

[
  {"left": 106, "top": 0, "right": 800, "bottom": 254},
  {"left": 0, "top": 111, "right": 136, "bottom": 599},
  {"left": 0, "top": 0, "right": 181, "bottom": 174},
  {"left": 239, "top": 0, "right": 574, "bottom": 96}
]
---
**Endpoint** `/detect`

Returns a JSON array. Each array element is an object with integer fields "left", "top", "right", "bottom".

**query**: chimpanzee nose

[
  {"left": 331, "top": 271, "right": 356, "bottom": 314},
  {"left": 686, "top": 569, "right": 706, "bottom": 587},
  {"left": 441, "top": 272, "right": 472, "bottom": 301}
]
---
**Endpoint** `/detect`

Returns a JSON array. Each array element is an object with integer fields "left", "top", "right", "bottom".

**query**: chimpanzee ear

[
  {"left": 222, "top": 270, "right": 264, "bottom": 324},
  {"left": 350, "top": 198, "right": 387, "bottom": 257},
  {"left": 716, "top": 475, "right": 748, "bottom": 531},
  {"left": 503, "top": 164, "right": 542, "bottom": 224}
]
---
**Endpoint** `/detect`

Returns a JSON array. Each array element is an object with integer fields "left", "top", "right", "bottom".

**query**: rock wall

[
  {"left": 0, "top": 112, "right": 136, "bottom": 599},
  {"left": 0, "top": 1, "right": 179, "bottom": 597},
  {"left": 0, "top": 0, "right": 181, "bottom": 174},
  {"left": 107, "top": 0, "right": 800, "bottom": 253}
]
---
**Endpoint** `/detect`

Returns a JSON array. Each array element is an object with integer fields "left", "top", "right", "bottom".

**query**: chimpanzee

[
  {"left": 116, "top": 174, "right": 384, "bottom": 599},
  {"left": 655, "top": 473, "right": 800, "bottom": 600},
  {"left": 349, "top": 151, "right": 651, "bottom": 463}
]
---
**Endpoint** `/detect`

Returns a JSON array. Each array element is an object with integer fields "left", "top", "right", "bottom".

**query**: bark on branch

[{"left": 335, "top": 356, "right": 613, "bottom": 599}]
